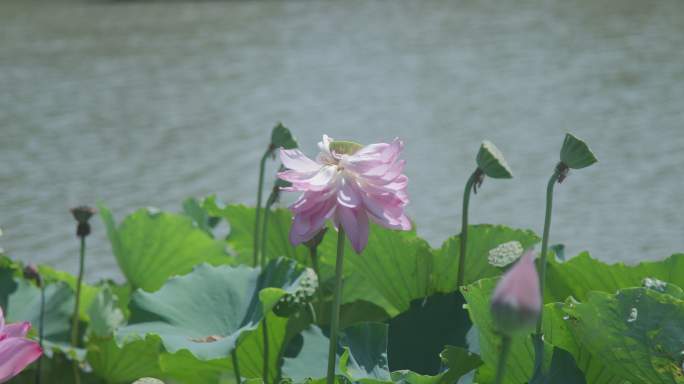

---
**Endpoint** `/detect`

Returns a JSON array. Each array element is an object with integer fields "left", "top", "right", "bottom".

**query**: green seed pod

[
  {"left": 329, "top": 140, "right": 364, "bottom": 156},
  {"left": 560, "top": 133, "right": 597, "bottom": 169},
  {"left": 271, "top": 122, "right": 298, "bottom": 150},
  {"left": 476, "top": 140, "right": 513, "bottom": 179}
]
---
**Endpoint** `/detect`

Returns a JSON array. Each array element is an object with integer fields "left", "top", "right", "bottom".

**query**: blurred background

[{"left": 1, "top": 0, "right": 682, "bottom": 281}]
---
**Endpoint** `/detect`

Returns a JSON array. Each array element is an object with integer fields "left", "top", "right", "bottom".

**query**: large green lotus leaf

[
  {"left": 283, "top": 323, "right": 480, "bottom": 384},
  {"left": 545, "top": 252, "right": 684, "bottom": 303},
  {"left": 87, "top": 285, "right": 125, "bottom": 337},
  {"left": 37, "top": 257, "right": 104, "bottom": 321},
  {"left": 528, "top": 347, "right": 586, "bottom": 384},
  {"left": 3, "top": 278, "right": 74, "bottom": 342},
  {"left": 282, "top": 323, "right": 389, "bottom": 383},
  {"left": 86, "top": 334, "right": 164, "bottom": 383},
  {"left": 566, "top": 288, "right": 684, "bottom": 384},
  {"left": 387, "top": 292, "right": 471, "bottom": 375},
  {"left": 118, "top": 258, "right": 309, "bottom": 361},
  {"left": 99, "top": 203, "right": 230, "bottom": 292},
  {"left": 390, "top": 346, "right": 482, "bottom": 384},
  {"left": 461, "top": 278, "right": 552, "bottom": 384},
  {"left": 159, "top": 311, "right": 304, "bottom": 384},
  {"left": 543, "top": 303, "right": 625, "bottom": 384},
  {"left": 435, "top": 225, "right": 540, "bottom": 292},
  {"left": 201, "top": 200, "right": 310, "bottom": 266},
  {"left": 11, "top": 349, "right": 104, "bottom": 384}
]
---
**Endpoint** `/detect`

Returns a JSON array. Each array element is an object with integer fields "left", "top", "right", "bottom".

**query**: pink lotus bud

[{"left": 490, "top": 250, "right": 541, "bottom": 334}]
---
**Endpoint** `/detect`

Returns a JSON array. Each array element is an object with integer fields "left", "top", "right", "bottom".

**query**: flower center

[{"left": 329, "top": 140, "right": 363, "bottom": 156}]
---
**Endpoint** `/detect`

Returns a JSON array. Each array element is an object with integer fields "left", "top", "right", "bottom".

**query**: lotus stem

[
  {"left": 35, "top": 285, "right": 45, "bottom": 384},
  {"left": 326, "top": 228, "right": 346, "bottom": 384},
  {"left": 260, "top": 198, "right": 275, "bottom": 267},
  {"left": 262, "top": 318, "right": 270, "bottom": 384},
  {"left": 532, "top": 163, "right": 563, "bottom": 376},
  {"left": 71, "top": 236, "right": 85, "bottom": 347},
  {"left": 309, "top": 246, "right": 323, "bottom": 306},
  {"left": 232, "top": 349, "right": 242, "bottom": 384},
  {"left": 494, "top": 335, "right": 512, "bottom": 384},
  {"left": 457, "top": 169, "right": 482, "bottom": 287},
  {"left": 253, "top": 150, "right": 270, "bottom": 267},
  {"left": 70, "top": 235, "right": 86, "bottom": 384}
]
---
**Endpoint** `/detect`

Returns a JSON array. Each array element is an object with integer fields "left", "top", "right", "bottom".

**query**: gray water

[{"left": 1, "top": 0, "right": 683, "bottom": 281}]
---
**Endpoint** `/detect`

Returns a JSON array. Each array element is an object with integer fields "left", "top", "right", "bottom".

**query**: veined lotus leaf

[
  {"left": 282, "top": 323, "right": 480, "bottom": 384},
  {"left": 3, "top": 278, "right": 74, "bottom": 343},
  {"left": 566, "top": 287, "right": 684, "bottom": 384},
  {"left": 117, "top": 258, "right": 310, "bottom": 361},
  {"left": 559, "top": 133, "right": 597, "bottom": 169},
  {"left": 87, "top": 285, "right": 125, "bottom": 337},
  {"left": 476, "top": 140, "right": 513, "bottom": 179},
  {"left": 98, "top": 203, "right": 230, "bottom": 292},
  {"left": 545, "top": 252, "right": 684, "bottom": 304},
  {"left": 387, "top": 292, "right": 471, "bottom": 375},
  {"left": 528, "top": 347, "right": 586, "bottom": 384},
  {"left": 463, "top": 278, "right": 621, "bottom": 384},
  {"left": 87, "top": 334, "right": 164, "bottom": 383}
]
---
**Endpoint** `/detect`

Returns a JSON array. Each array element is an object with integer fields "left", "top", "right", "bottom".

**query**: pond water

[{"left": 1, "top": 0, "right": 683, "bottom": 280}]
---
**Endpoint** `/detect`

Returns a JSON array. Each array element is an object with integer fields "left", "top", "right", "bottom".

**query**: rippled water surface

[{"left": 1, "top": 0, "right": 683, "bottom": 280}]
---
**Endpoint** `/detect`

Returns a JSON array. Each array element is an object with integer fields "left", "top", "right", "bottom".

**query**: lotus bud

[
  {"left": 70, "top": 205, "right": 97, "bottom": 238},
  {"left": 490, "top": 250, "right": 541, "bottom": 335}
]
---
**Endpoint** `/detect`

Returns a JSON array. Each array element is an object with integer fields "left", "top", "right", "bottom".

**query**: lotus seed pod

[
  {"left": 490, "top": 251, "right": 541, "bottom": 335},
  {"left": 488, "top": 241, "right": 524, "bottom": 267},
  {"left": 476, "top": 140, "right": 513, "bottom": 179},
  {"left": 270, "top": 123, "right": 298, "bottom": 151},
  {"left": 559, "top": 133, "right": 597, "bottom": 169},
  {"left": 70, "top": 205, "right": 97, "bottom": 237}
]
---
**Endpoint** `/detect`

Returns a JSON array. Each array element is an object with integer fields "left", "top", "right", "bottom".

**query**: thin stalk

[
  {"left": 309, "top": 246, "right": 324, "bottom": 306},
  {"left": 262, "top": 319, "right": 270, "bottom": 384},
  {"left": 232, "top": 349, "right": 242, "bottom": 384},
  {"left": 494, "top": 335, "right": 512, "bottom": 384},
  {"left": 253, "top": 150, "right": 270, "bottom": 267},
  {"left": 457, "top": 169, "right": 480, "bottom": 287},
  {"left": 532, "top": 166, "right": 561, "bottom": 376},
  {"left": 260, "top": 201, "right": 274, "bottom": 267},
  {"left": 35, "top": 286, "right": 45, "bottom": 384},
  {"left": 260, "top": 198, "right": 276, "bottom": 384},
  {"left": 71, "top": 235, "right": 85, "bottom": 384},
  {"left": 326, "top": 228, "right": 346, "bottom": 384}
]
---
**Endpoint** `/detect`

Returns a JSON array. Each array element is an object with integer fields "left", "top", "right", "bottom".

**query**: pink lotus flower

[
  {"left": 490, "top": 250, "right": 541, "bottom": 334},
  {"left": 0, "top": 307, "right": 42, "bottom": 383},
  {"left": 278, "top": 135, "right": 411, "bottom": 253}
]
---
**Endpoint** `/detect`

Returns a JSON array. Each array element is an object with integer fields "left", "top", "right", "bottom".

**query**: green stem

[
  {"left": 71, "top": 235, "right": 85, "bottom": 384},
  {"left": 532, "top": 165, "right": 561, "bottom": 376},
  {"left": 232, "top": 349, "right": 242, "bottom": 384},
  {"left": 253, "top": 150, "right": 270, "bottom": 267},
  {"left": 457, "top": 169, "right": 480, "bottom": 287},
  {"left": 260, "top": 198, "right": 276, "bottom": 383},
  {"left": 35, "top": 286, "right": 45, "bottom": 384},
  {"left": 309, "top": 246, "right": 324, "bottom": 306},
  {"left": 260, "top": 201, "right": 274, "bottom": 267},
  {"left": 262, "top": 318, "right": 270, "bottom": 384},
  {"left": 326, "top": 228, "right": 346, "bottom": 384},
  {"left": 494, "top": 335, "right": 512, "bottom": 384}
]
